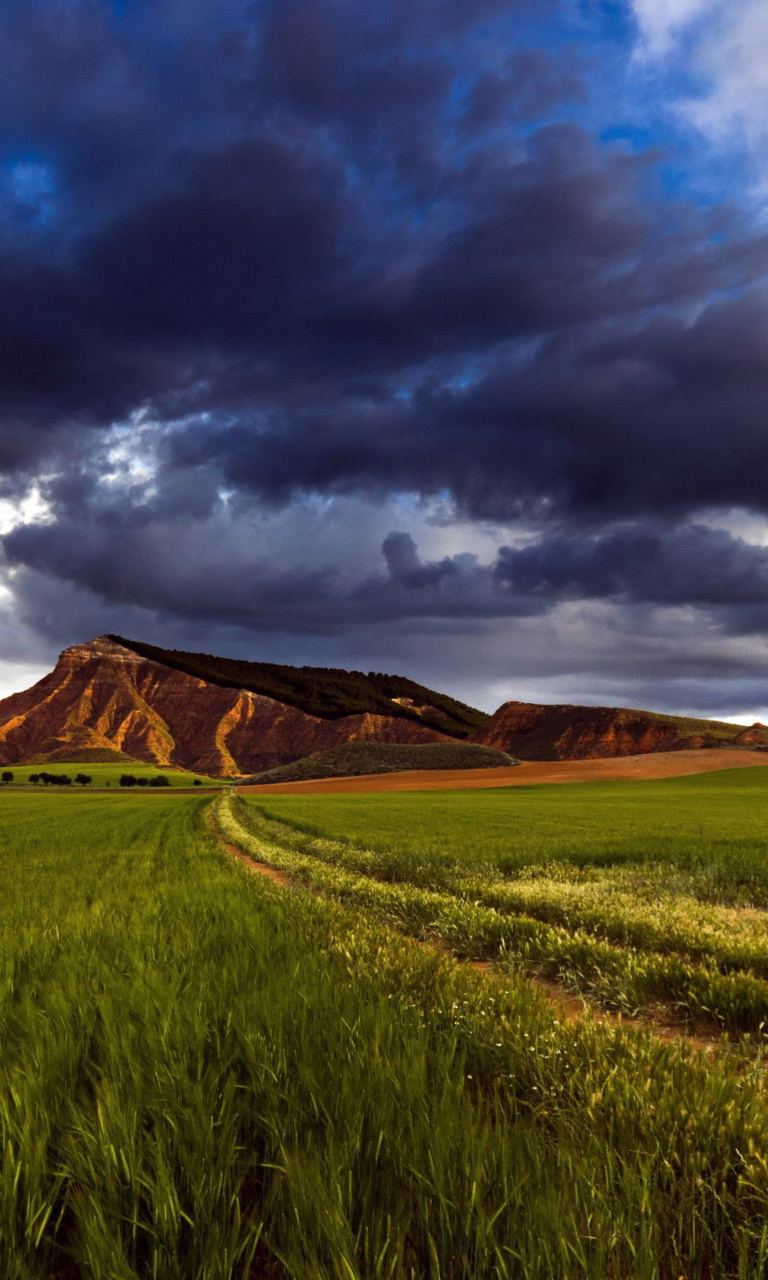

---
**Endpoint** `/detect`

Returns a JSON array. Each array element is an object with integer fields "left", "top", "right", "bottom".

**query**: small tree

[
  {"left": 193, "top": 779, "right": 202, "bottom": 787},
  {"left": 28, "top": 773, "right": 40, "bottom": 785},
  {"left": 1, "top": 771, "right": 12, "bottom": 785},
  {"left": 75, "top": 773, "right": 92, "bottom": 787}
]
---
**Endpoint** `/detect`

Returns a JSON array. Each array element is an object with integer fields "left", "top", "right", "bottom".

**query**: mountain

[
  {"left": 0, "top": 636, "right": 487, "bottom": 776},
  {"left": 473, "top": 700, "right": 762, "bottom": 761}
]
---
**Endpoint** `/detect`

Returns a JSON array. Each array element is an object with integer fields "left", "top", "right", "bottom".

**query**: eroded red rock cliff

[
  {"left": 473, "top": 699, "right": 754, "bottom": 761},
  {"left": 0, "top": 637, "right": 449, "bottom": 775}
]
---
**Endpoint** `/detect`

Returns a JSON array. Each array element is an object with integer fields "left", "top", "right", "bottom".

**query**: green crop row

[
  {"left": 243, "top": 802, "right": 768, "bottom": 979},
  {"left": 223, "top": 795, "right": 768, "bottom": 1035}
]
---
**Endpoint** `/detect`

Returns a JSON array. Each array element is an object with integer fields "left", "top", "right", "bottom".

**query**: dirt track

[
  {"left": 241, "top": 748, "right": 768, "bottom": 795},
  {"left": 212, "top": 800, "right": 720, "bottom": 1054}
]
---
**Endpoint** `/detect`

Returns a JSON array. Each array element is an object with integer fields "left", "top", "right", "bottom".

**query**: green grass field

[
  {"left": 250, "top": 767, "right": 768, "bottom": 873},
  {"left": 238, "top": 769, "right": 768, "bottom": 1033},
  {"left": 0, "top": 760, "right": 227, "bottom": 788},
  {"left": 4, "top": 776, "right": 768, "bottom": 1276}
]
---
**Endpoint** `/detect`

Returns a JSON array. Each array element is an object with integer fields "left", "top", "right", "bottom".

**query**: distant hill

[
  {"left": 242, "top": 741, "right": 519, "bottom": 785},
  {"left": 473, "top": 700, "right": 766, "bottom": 761},
  {"left": 0, "top": 636, "right": 487, "bottom": 777}
]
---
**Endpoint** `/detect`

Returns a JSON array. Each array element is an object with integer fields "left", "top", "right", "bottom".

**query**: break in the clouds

[
  {"left": 1, "top": 0, "right": 768, "bottom": 718},
  {"left": 632, "top": 0, "right": 768, "bottom": 184}
]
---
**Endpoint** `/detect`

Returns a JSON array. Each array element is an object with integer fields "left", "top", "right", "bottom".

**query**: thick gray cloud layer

[{"left": 1, "top": 0, "right": 768, "bottom": 715}]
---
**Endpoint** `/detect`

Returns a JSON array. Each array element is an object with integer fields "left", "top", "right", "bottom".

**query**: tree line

[
  {"left": 0, "top": 772, "right": 179, "bottom": 787},
  {"left": 119, "top": 775, "right": 171, "bottom": 787},
  {"left": 25, "top": 773, "right": 92, "bottom": 786},
  {"left": 110, "top": 635, "right": 485, "bottom": 734}
]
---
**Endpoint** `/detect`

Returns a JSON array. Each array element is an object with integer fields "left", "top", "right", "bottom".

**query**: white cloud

[
  {"left": 632, "top": 0, "right": 716, "bottom": 60},
  {"left": 0, "top": 485, "right": 53, "bottom": 536},
  {"left": 632, "top": 0, "right": 768, "bottom": 187},
  {"left": 0, "top": 660, "right": 49, "bottom": 700}
]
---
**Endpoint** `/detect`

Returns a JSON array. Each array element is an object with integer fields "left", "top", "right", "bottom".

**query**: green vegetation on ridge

[{"left": 110, "top": 633, "right": 488, "bottom": 737}]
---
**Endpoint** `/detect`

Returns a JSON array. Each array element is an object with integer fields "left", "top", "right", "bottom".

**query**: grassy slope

[
  {"left": 3, "top": 789, "right": 768, "bottom": 1276},
  {"left": 639, "top": 709, "right": 745, "bottom": 736},
  {"left": 0, "top": 761, "right": 227, "bottom": 788},
  {"left": 111, "top": 633, "right": 488, "bottom": 738},
  {"left": 244, "top": 740, "right": 519, "bottom": 784},
  {"left": 251, "top": 765, "right": 768, "bottom": 874}
]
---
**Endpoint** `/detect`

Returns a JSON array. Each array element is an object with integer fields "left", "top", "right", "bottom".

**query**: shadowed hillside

[{"left": 474, "top": 699, "right": 765, "bottom": 761}]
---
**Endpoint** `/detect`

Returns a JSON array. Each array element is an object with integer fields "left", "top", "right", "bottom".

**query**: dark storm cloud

[
  {"left": 3, "top": 0, "right": 768, "bottom": 677},
  {"left": 85, "top": 137, "right": 347, "bottom": 345},
  {"left": 8, "top": 506, "right": 768, "bottom": 642},
  {"left": 0, "top": 0, "right": 762, "bottom": 509},
  {"left": 461, "top": 50, "right": 587, "bottom": 132},
  {"left": 494, "top": 525, "right": 768, "bottom": 611}
]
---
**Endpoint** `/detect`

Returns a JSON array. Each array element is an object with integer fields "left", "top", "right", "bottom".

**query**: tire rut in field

[
  {"left": 205, "top": 808, "right": 292, "bottom": 887},
  {"left": 208, "top": 801, "right": 720, "bottom": 1059}
]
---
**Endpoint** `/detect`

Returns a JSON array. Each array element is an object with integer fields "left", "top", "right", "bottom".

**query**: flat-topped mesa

[
  {"left": 0, "top": 635, "right": 474, "bottom": 776},
  {"left": 473, "top": 699, "right": 753, "bottom": 762}
]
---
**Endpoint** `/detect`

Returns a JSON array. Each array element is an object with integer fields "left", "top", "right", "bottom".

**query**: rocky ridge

[
  {"left": 474, "top": 699, "right": 762, "bottom": 761},
  {"left": 0, "top": 637, "right": 453, "bottom": 776}
]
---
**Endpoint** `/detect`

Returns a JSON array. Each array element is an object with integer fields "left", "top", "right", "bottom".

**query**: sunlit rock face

[
  {"left": 0, "top": 637, "right": 449, "bottom": 776},
  {"left": 473, "top": 700, "right": 750, "bottom": 761}
]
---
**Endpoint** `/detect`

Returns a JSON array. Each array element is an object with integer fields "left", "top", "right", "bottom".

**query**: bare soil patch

[
  {"left": 205, "top": 809, "right": 292, "bottom": 886},
  {"left": 240, "top": 747, "right": 768, "bottom": 794}
]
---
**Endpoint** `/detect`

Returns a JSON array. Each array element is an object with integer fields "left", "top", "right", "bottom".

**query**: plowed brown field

[{"left": 241, "top": 747, "right": 768, "bottom": 794}]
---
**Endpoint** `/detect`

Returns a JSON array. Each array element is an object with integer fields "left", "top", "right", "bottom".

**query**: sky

[{"left": 2, "top": 0, "right": 768, "bottom": 718}]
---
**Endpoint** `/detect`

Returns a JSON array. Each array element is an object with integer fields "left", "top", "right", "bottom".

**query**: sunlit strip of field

[
  {"left": 248, "top": 766, "right": 768, "bottom": 872},
  {"left": 237, "top": 770, "right": 768, "bottom": 1033}
]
